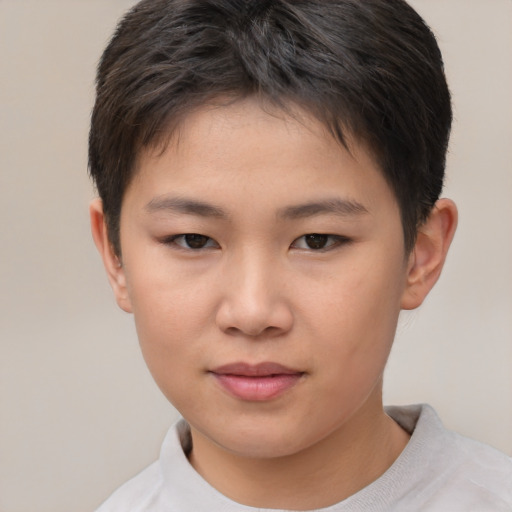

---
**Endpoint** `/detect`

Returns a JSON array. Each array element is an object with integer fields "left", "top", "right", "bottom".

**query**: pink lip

[{"left": 210, "top": 362, "right": 304, "bottom": 401}]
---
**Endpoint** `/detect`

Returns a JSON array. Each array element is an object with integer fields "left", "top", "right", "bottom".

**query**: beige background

[{"left": 0, "top": 1, "right": 511, "bottom": 511}]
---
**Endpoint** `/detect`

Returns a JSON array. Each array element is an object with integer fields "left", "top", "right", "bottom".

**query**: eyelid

[
  {"left": 160, "top": 233, "right": 220, "bottom": 250},
  {"left": 290, "top": 234, "right": 351, "bottom": 251},
  {"left": 158, "top": 233, "right": 350, "bottom": 251}
]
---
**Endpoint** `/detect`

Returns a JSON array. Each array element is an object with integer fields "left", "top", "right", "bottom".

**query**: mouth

[{"left": 209, "top": 362, "right": 305, "bottom": 401}]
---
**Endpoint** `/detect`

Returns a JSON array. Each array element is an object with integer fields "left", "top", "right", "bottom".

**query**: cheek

[
  {"left": 123, "top": 263, "right": 214, "bottom": 384},
  {"left": 305, "top": 255, "right": 405, "bottom": 367},
  {"left": 125, "top": 247, "right": 215, "bottom": 332},
  {"left": 131, "top": 293, "right": 205, "bottom": 412}
]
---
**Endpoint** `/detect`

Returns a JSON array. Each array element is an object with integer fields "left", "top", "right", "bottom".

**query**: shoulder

[
  {"left": 94, "top": 461, "right": 165, "bottom": 512},
  {"left": 93, "top": 419, "right": 191, "bottom": 512},
  {"left": 386, "top": 404, "right": 512, "bottom": 511},
  {"left": 93, "top": 418, "right": 246, "bottom": 512},
  {"left": 438, "top": 427, "right": 512, "bottom": 509}
]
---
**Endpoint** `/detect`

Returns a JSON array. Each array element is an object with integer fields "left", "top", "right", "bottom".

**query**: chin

[{"left": 203, "top": 421, "right": 321, "bottom": 460}]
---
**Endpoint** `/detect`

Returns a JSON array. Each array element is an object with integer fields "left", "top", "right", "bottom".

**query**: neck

[{"left": 188, "top": 394, "right": 410, "bottom": 510}]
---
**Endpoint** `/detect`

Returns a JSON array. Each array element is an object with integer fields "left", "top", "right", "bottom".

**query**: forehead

[{"left": 127, "top": 98, "right": 396, "bottom": 215}]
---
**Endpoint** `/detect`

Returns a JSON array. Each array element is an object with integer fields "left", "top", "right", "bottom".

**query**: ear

[
  {"left": 401, "top": 198, "right": 458, "bottom": 310},
  {"left": 89, "top": 198, "right": 133, "bottom": 313}
]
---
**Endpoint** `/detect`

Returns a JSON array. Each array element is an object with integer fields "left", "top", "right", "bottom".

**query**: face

[{"left": 113, "top": 99, "right": 412, "bottom": 459}]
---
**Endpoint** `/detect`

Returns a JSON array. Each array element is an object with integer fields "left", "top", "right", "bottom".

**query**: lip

[{"left": 210, "top": 362, "right": 304, "bottom": 401}]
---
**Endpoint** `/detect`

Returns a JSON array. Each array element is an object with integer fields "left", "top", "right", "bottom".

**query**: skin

[{"left": 91, "top": 98, "right": 457, "bottom": 510}]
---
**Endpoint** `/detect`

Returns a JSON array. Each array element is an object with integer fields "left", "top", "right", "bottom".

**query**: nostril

[
  {"left": 224, "top": 324, "right": 280, "bottom": 339},
  {"left": 216, "top": 300, "right": 294, "bottom": 338}
]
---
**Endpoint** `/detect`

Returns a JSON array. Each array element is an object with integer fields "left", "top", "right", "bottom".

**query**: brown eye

[
  {"left": 304, "top": 234, "right": 329, "bottom": 249},
  {"left": 183, "top": 234, "right": 211, "bottom": 249},
  {"left": 165, "top": 233, "right": 219, "bottom": 250},
  {"left": 291, "top": 233, "right": 350, "bottom": 251}
]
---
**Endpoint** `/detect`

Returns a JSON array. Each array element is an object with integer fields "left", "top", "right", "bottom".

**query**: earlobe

[
  {"left": 401, "top": 199, "right": 458, "bottom": 310},
  {"left": 89, "top": 199, "right": 133, "bottom": 313}
]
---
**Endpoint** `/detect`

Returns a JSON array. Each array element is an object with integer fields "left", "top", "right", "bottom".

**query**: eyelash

[
  {"left": 291, "top": 234, "right": 351, "bottom": 251},
  {"left": 162, "top": 234, "right": 219, "bottom": 250},
  {"left": 161, "top": 233, "right": 351, "bottom": 252}
]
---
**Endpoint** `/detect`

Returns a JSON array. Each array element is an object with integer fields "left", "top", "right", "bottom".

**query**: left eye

[{"left": 291, "top": 233, "right": 348, "bottom": 250}]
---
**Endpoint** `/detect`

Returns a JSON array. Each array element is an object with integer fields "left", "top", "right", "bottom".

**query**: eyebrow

[
  {"left": 145, "top": 196, "right": 228, "bottom": 218},
  {"left": 144, "top": 195, "right": 368, "bottom": 220},
  {"left": 278, "top": 198, "right": 369, "bottom": 219}
]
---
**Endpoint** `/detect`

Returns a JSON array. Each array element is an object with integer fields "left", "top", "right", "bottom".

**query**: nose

[{"left": 215, "top": 250, "right": 294, "bottom": 338}]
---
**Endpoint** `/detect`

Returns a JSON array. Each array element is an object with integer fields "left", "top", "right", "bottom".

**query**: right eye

[{"left": 164, "top": 234, "right": 219, "bottom": 250}]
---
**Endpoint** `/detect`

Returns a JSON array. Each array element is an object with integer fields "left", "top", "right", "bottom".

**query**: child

[{"left": 89, "top": 0, "right": 512, "bottom": 510}]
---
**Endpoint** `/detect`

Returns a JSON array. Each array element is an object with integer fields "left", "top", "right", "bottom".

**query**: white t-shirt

[{"left": 95, "top": 404, "right": 512, "bottom": 511}]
